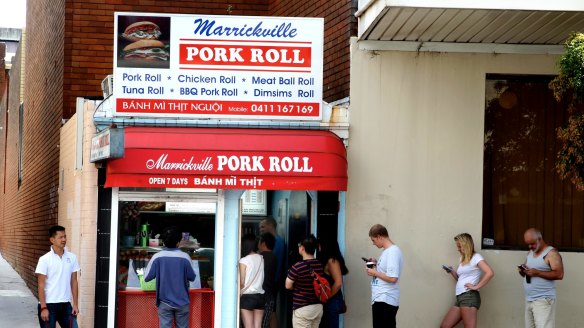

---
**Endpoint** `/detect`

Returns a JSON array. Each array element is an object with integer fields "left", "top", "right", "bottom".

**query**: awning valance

[
  {"left": 105, "top": 127, "right": 347, "bottom": 191},
  {"left": 357, "top": 0, "right": 584, "bottom": 54}
]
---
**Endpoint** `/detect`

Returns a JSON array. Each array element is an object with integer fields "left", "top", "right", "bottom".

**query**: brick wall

[
  {"left": 0, "top": 0, "right": 65, "bottom": 294},
  {"left": 0, "top": 44, "right": 6, "bottom": 247},
  {"left": 0, "top": 0, "right": 272, "bottom": 296},
  {"left": 63, "top": 0, "right": 270, "bottom": 118},
  {"left": 0, "top": 0, "right": 355, "bottom": 316},
  {"left": 269, "top": 0, "right": 356, "bottom": 102},
  {"left": 62, "top": 0, "right": 353, "bottom": 118},
  {"left": 0, "top": 43, "right": 5, "bottom": 84},
  {"left": 58, "top": 100, "right": 100, "bottom": 326}
]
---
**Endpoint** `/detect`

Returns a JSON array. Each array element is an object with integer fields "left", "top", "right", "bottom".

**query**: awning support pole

[{"left": 215, "top": 189, "right": 244, "bottom": 327}]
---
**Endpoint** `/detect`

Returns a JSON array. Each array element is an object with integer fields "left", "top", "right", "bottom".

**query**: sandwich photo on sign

[
  {"left": 122, "top": 21, "right": 162, "bottom": 41},
  {"left": 122, "top": 40, "right": 169, "bottom": 62},
  {"left": 117, "top": 15, "right": 171, "bottom": 69}
]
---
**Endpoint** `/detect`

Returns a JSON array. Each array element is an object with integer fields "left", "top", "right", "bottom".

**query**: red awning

[{"left": 105, "top": 127, "right": 347, "bottom": 191}]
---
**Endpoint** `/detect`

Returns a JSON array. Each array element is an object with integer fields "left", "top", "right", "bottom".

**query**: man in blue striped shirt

[{"left": 145, "top": 226, "right": 196, "bottom": 328}]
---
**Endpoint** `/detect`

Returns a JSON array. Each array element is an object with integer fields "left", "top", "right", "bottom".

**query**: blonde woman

[{"left": 440, "top": 233, "right": 494, "bottom": 328}]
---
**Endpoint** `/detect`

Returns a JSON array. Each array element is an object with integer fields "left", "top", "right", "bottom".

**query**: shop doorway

[
  {"left": 103, "top": 188, "right": 219, "bottom": 328},
  {"left": 236, "top": 190, "right": 340, "bottom": 328}
]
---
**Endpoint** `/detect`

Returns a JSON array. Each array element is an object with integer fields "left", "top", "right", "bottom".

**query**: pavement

[{"left": 0, "top": 252, "right": 39, "bottom": 328}]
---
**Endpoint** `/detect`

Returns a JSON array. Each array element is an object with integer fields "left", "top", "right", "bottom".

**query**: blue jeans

[
  {"left": 158, "top": 302, "right": 190, "bottom": 328},
  {"left": 37, "top": 302, "right": 78, "bottom": 328},
  {"left": 319, "top": 293, "right": 344, "bottom": 328}
]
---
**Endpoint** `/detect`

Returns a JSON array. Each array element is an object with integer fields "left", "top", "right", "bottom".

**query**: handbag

[{"left": 307, "top": 261, "right": 333, "bottom": 303}]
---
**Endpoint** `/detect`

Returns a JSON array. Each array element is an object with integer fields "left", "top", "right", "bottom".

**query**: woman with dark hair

[
  {"left": 286, "top": 234, "right": 325, "bottom": 327},
  {"left": 318, "top": 238, "right": 348, "bottom": 328},
  {"left": 239, "top": 234, "right": 265, "bottom": 328}
]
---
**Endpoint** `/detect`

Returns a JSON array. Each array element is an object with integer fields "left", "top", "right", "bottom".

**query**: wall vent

[{"left": 101, "top": 75, "right": 113, "bottom": 99}]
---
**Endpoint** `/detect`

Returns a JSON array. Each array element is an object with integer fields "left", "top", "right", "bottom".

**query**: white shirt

[
  {"left": 455, "top": 253, "right": 484, "bottom": 296},
  {"left": 239, "top": 253, "right": 264, "bottom": 294},
  {"left": 35, "top": 246, "right": 80, "bottom": 303},
  {"left": 371, "top": 244, "right": 403, "bottom": 306}
]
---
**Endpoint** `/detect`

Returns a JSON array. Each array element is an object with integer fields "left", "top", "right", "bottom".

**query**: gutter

[{"left": 355, "top": 0, "right": 378, "bottom": 17}]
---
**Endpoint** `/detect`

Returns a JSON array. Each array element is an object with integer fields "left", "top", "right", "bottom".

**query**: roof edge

[
  {"left": 376, "top": 0, "right": 584, "bottom": 12},
  {"left": 358, "top": 40, "right": 565, "bottom": 55}
]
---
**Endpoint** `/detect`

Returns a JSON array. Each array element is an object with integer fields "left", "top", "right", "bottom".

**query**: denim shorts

[{"left": 455, "top": 290, "right": 481, "bottom": 309}]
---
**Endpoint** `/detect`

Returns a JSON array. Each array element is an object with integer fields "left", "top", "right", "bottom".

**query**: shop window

[
  {"left": 116, "top": 199, "right": 216, "bottom": 328},
  {"left": 482, "top": 75, "right": 584, "bottom": 251},
  {"left": 117, "top": 200, "right": 216, "bottom": 290}
]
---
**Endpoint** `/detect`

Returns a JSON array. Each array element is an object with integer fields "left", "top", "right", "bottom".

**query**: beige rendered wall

[
  {"left": 58, "top": 99, "right": 99, "bottom": 327},
  {"left": 345, "top": 39, "right": 583, "bottom": 327}
]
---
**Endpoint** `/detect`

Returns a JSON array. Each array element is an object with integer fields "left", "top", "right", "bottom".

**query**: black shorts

[{"left": 241, "top": 293, "right": 265, "bottom": 310}]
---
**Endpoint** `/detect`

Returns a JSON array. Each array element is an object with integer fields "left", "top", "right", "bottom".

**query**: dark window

[{"left": 482, "top": 75, "right": 584, "bottom": 251}]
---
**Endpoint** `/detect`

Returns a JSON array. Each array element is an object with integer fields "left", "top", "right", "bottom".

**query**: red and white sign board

[
  {"left": 113, "top": 13, "right": 323, "bottom": 120},
  {"left": 106, "top": 149, "right": 346, "bottom": 190},
  {"left": 104, "top": 127, "right": 348, "bottom": 191}
]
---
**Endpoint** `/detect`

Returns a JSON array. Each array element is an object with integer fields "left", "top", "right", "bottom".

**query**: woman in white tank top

[
  {"left": 440, "top": 233, "right": 495, "bottom": 328},
  {"left": 239, "top": 234, "right": 265, "bottom": 328}
]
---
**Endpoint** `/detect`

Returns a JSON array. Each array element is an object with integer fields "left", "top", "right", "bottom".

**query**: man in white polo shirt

[{"left": 35, "top": 225, "right": 80, "bottom": 328}]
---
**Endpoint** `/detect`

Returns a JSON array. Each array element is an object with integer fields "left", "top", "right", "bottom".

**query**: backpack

[{"left": 308, "top": 261, "right": 332, "bottom": 303}]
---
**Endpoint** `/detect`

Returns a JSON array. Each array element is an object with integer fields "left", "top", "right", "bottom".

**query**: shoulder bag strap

[{"left": 306, "top": 259, "right": 317, "bottom": 276}]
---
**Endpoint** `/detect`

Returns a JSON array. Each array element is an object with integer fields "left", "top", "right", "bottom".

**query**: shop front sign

[
  {"left": 90, "top": 128, "right": 124, "bottom": 162},
  {"left": 106, "top": 149, "right": 345, "bottom": 190},
  {"left": 113, "top": 13, "right": 324, "bottom": 120},
  {"left": 105, "top": 127, "right": 347, "bottom": 191}
]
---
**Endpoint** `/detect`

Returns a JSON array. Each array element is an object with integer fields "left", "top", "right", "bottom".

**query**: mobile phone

[
  {"left": 442, "top": 264, "right": 452, "bottom": 272},
  {"left": 518, "top": 265, "right": 531, "bottom": 283},
  {"left": 362, "top": 257, "right": 369, "bottom": 262}
]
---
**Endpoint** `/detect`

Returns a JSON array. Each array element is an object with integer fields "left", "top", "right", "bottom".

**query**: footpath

[{"left": 0, "top": 252, "right": 39, "bottom": 328}]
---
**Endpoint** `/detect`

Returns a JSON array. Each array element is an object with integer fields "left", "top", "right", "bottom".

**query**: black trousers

[{"left": 372, "top": 301, "right": 399, "bottom": 328}]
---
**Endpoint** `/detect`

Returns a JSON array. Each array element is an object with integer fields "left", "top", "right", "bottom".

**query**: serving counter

[{"left": 117, "top": 289, "right": 214, "bottom": 328}]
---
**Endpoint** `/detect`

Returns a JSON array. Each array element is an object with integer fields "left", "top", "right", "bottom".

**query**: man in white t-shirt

[
  {"left": 35, "top": 225, "right": 80, "bottom": 328},
  {"left": 366, "top": 224, "right": 403, "bottom": 328}
]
